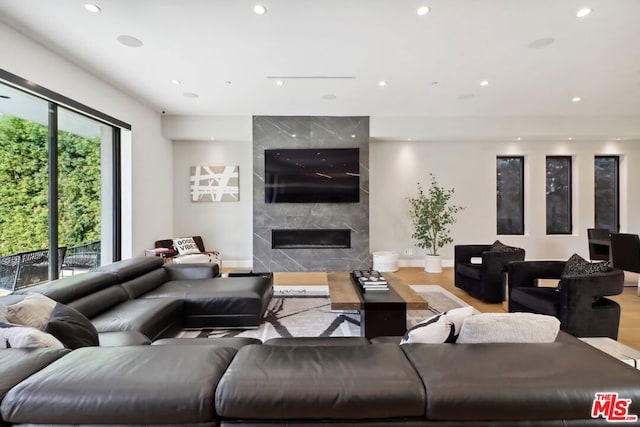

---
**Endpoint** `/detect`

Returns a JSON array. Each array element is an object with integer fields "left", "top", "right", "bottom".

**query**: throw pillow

[
  {"left": 444, "top": 306, "right": 475, "bottom": 340},
  {"left": 7, "top": 293, "right": 57, "bottom": 329},
  {"left": 456, "top": 313, "right": 560, "bottom": 344},
  {"left": 562, "top": 253, "right": 610, "bottom": 276},
  {"left": 43, "top": 303, "right": 99, "bottom": 349},
  {"left": 0, "top": 322, "right": 64, "bottom": 349},
  {"left": 173, "top": 237, "right": 201, "bottom": 255},
  {"left": 401, "top": 313, "right": 455, "bottom": 344},
  {"left": 0, "top": 304, "right": 8, "bottom": 323},
  {"left": 490, "top": 240, "right": 520, "bottom": 253}
]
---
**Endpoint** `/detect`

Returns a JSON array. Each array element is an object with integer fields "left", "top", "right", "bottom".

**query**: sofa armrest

[
  {"left": 507, "top": 261, "right": 566, "bottom": 299},
  {"left": 454, "top": 245, "right": 492, "bottom": 265},
  {"left": 163, "top": 263, "right": 220, "bottom": 280}
]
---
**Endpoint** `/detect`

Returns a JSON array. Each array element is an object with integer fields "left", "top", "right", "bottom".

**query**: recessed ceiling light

[
  {"left": 480, "top": 80, "right": 489, "bottom": 87},
  {"left": 516, "top": 137, "right": 521, "bottom": 141},
  {"left": 84, "top": 3, "right": 101, "bottom": 13},
  {"left": 378, "top": 81, "right": 387, "bottom": 87},
  {"left": 576, "top": 7, "right": 592, "bottom": 18},
  {"left": 431, "top": 81, "right": 439, "bottom": 85},
  {"left": 417, "top": 6, "right": 430, "bottom": 16},
  {"left": 568, "top": 137, "right": 573, "bottom": 140},
  {"left": 210, "top": 136, "right": 215, "bottom": 141},
  {"left": 254, "top": 5, "right": 267, "bottom": 15},
  {"left": 291, "top": 134, "right": 297, "bottom": 138},
  {"left": 407, "top": 138, "right": 412, "bottom": 141},
  {"left": 225, "top": 80, "right": 232, "bottom": 84},
  {"left": 117, "top": 35, "right": 143, "bottom": 48},
  {"left": 183, "top": 92, "right": 199, "bottom": 98},
  {"left": 322, "top": 94, "right": 337, "bottom": 100},
  {"left": 171, "top": 80, "right": 182, "bottom": 85},
  {"left": 572, "top": 96, "right": 582, "bottom": 102},
  {"left": 528, "top": 37, "right": 555, "bottom": 49},
  {"left": 351, "top": 134, "right": 356, "bottom": 138},
  {"left": 276, "top": 80, "right": 284, "bottom": 86}
]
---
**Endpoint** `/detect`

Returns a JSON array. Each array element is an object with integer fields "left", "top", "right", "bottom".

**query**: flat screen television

[{"left": 265, "top": 148, "right": 360, "bottom": 203}]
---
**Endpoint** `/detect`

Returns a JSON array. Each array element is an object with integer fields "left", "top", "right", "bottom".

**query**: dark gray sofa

[
  {"left": 4, "top": 257, "right": 274, "bottom": 340},
  {"left": 1, "top": 335, "right": 640, "bottom": 426}
]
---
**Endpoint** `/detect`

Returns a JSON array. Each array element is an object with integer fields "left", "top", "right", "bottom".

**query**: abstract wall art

[{"left": 190, "top": 165, "right": 239, "bottom": 202}]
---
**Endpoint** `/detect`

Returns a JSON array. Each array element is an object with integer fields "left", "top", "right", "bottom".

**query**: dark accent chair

[
  {"left": 587, "top": 228, "right": 610, "bottom": 261},
  {"left": 507, "top": 260, "right": 624, "bottom": 339},
  {"left": 610, "top": 232, "right": 640, "bottom": 295},
  {"left": 454, "top": 244, "right": 525, "bottom": 303}
]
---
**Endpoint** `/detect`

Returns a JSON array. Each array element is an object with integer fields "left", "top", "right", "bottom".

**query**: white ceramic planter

[{"left": 424, "top": 254, "right": 442, "bottom": 273}]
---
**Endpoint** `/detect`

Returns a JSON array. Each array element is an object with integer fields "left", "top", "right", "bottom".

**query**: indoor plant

[{"left": 408, "top": 174, "right": 464, "bottom": 273}]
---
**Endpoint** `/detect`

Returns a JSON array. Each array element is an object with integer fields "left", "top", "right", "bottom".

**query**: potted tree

[{"left": 408, "top": 174, "right": 464, "bottom": 273}]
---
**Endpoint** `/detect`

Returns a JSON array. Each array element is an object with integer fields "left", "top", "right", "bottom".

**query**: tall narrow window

[
  {"left": 497, "top": 156, "right": 524, "bottom": 235},
  {"left": 546, "top": 156, "right": 572, "bottom": 234},
  {"left": 594, "top": 156, "right": 619, "bottom": 232}
]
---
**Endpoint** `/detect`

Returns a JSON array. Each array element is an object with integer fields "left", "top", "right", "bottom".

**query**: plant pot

[{"left": 424, "top": 254, "right": 442, "bottom": 273}]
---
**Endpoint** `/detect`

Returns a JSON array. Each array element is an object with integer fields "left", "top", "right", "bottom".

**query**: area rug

[{"left": 177, "top": 285, "right": 471, "bottom": 341}]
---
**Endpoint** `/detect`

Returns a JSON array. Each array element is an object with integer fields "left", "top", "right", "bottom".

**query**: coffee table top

[{"left": 327, "top": 271, "right": 428, "bottom": 311}]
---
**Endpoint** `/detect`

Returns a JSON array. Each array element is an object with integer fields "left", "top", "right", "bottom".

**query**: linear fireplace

[{"left": 272, "top": 229, "right": 351, "bottom": 249}]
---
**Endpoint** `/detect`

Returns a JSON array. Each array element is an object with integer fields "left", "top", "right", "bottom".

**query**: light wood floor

[{"left": 271, "top": 267, "right": 640, "bottom": 350}]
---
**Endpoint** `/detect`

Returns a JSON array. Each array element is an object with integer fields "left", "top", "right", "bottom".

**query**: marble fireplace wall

[{"left": 253, "top": 116, "right": 370, "bottom": 272}]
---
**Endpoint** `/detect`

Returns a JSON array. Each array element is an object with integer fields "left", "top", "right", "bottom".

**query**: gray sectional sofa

[
  {"left": 1, "top": 258, "right": 640, "bottom": 426},
  {"left": 5, "top": 257, "right": 274, "bottom": 340}
]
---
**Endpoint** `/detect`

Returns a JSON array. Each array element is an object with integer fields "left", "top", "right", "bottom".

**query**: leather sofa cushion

[
  {"left": 0, "top": 348, "right": 68, "bottom": 405},
  {"left": 152, "top": 337, "right": 261, "bottom": 349},
  {"left": 215, "top": 344, "right": 425, "bottom": 419},
  {"left": 402, "top": 342, "right": 640, "bottom": 421},
  {"left": 13, "top": 272, "right": 117, "bottom": 304},
  {"left": 264, "top": 337, "right": 370, "bottom": 346},
  {"left": 456, "top": 263, "right": 481, "bottom": 280},
  {"left": 510, "top": 287, "right": 560, "bottom": 316},
  {"left": 98, "top": 330, "right": 151, "bottom": 346},
  {"left": 90, "top": 297, "right": 184, "bottom": 340},
  {"left": 96, "top": 256, "right": 164, "bottom": 282},
  {"left": 1, "top": 345, "right": 236, "bottom": 425},
  {"left": 120, "top": 268, "right": 170, "bottom": 298},
  {"left": 68, "top": 284, "right": 129, "bottom": 319},
  {"left": 144, "top": 276, "right": 272, "bottom": 316}
]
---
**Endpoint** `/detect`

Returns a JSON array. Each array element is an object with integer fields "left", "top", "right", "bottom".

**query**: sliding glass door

[{"left": 0, "top": 79, "right": 120, "bottom": 290}]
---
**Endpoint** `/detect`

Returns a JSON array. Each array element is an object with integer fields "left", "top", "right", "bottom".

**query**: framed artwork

[{"left": 190, "top": 165, "right": 239, "bottom": 202}]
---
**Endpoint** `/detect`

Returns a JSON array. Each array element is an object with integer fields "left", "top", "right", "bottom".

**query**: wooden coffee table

[{"left": 327, "top": 271, "right": 428, "bottom": 339}]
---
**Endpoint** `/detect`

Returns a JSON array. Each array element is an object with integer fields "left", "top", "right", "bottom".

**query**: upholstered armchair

[
  {"left": 507, "top": 260, "right": 624, "bottom": 339},
  {"left": 454, "top": 242, "right": 525, "bottom": 303}
]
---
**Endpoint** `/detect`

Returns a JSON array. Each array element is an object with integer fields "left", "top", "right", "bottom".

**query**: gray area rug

[{"left": 178, "top": 285, "right": 470, "bottom": 341}]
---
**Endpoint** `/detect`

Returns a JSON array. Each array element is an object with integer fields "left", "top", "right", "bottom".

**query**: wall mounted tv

[{"left": 265, "top": 148, "right": 360, "bottom": 203}]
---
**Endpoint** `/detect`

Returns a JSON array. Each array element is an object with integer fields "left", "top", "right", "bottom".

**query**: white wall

[
  {"left": 164, "top": 115, "right": 253, "bottom": 267},
  {"left": 172, "top": 139, "right": 253, "bottom": 267},
  {"left": 0, "top": 22, "right": 173, "bottom": 258},
  {"left": 370, "top": 139, "right": 640, "bottom": 264}
]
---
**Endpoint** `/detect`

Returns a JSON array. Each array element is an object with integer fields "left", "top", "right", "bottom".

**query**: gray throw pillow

[
  {"left": 7, "top": 293, "right": 57, "bottom": 329},
  {"left": 43, "top": 303, "right": 99, "bottom": 349}
]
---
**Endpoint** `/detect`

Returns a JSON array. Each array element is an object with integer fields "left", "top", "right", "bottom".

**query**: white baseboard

[{"left": 222, "top": 259, "right": 253, "bottom": 269}]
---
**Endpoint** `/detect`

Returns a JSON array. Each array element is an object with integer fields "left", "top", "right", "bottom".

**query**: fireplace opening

[{"left": 272, "top": 229, "right": 351, "bottom": 249}]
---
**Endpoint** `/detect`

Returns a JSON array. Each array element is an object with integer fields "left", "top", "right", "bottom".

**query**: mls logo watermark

[{"left": 592, "top": 392, "right": 638, "bottom": 422}]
